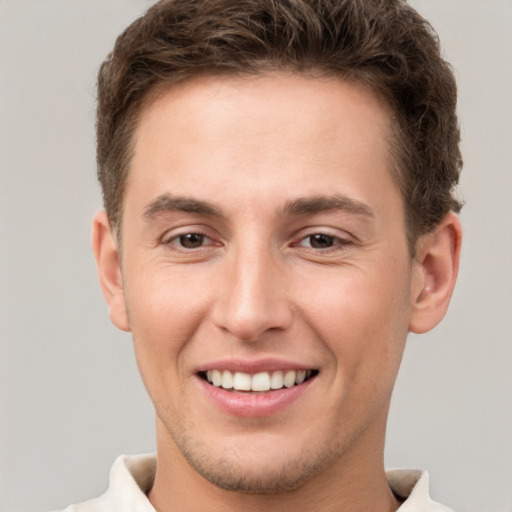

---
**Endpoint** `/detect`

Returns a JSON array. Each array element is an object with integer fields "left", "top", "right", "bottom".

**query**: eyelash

[
  {"left": 163, "top": 231, "right": 215, "bottom": 250},
  {"left": 163, "top": 230, "right": 352, "bottom": 253},
  {"left": 293, "top": 233, "right": 353, "bottom": 252}
]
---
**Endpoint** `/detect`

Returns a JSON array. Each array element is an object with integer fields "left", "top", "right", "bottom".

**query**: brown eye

[
  {"left": 307, "top": 234, "right": 336, "bottom": 249},
  {"left": 295, "top": 232, "right": 351, "bottom": 251},
  {"left": 178, "top": 233, "right": 206, "bottom": 249}
]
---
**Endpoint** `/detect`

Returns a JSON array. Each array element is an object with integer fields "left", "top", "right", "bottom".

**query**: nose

[{"left": 212, "top": 246, "right": 293, "bottom": 342}]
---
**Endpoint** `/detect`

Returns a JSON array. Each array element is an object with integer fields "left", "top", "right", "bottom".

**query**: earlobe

[
  {"left": 409, "top": 213, "right": 462, "bottom": 334},
  {"left": 92, "top": 211, "right": 131, "bottom": 332}
]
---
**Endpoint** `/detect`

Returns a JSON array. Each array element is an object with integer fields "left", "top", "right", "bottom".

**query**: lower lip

[{"left": 198, "top": 377, "right": 314, "bottom": 418}]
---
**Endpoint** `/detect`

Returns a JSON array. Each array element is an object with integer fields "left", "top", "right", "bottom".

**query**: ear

[
  {"left": 92, "top": 211, "right": 130, "bottom": 332},
  {"left": 409, "top": 213, "right": 462, "bottom": 334}
]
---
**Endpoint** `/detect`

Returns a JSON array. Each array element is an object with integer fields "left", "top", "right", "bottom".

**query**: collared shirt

[{"left": 59, "top": 454, "right": 454, "bottom": 512}]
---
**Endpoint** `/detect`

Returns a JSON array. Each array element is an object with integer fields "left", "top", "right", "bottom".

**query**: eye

[
  {"left": 296, "top": 233, "right": 351, "bottom": 250},
  {"left": 303, "top": 233, "right": 335, "bottom": 249},
  {"left": 164, "top": 232, "right": 214, "bottom": 250},
  {"left": 177, "top": 233, "right": 207, "bottom": 249}
]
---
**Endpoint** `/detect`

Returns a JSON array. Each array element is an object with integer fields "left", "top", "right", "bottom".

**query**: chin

[
  {"left": 175, "top": 429, "right": 337, "bottom": 494},
  {"left": 198, "top": 469, "right": 311, "bottom": 494}
]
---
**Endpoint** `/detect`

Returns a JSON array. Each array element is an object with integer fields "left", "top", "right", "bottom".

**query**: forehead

[
  {"left": 137, "top": 73, "right": 392, "bottom": 158},
  {"left": 126, "top": 73, "right": 401, "bottom": 225}
]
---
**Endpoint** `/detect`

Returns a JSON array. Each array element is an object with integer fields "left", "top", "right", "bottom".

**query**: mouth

[{"left": 200, "top": 369, "right": 319, "bottom": 393}]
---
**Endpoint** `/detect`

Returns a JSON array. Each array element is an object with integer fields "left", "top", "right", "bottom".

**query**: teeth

[
  {"left": 211, "top": 370, "right": 222, "bottom": 387},
  {"left": 251, "top": 372, "right": 270, "bottom": 391},
  {"left": 296, "top": 370, "right": 306, "bottom": 385},
  {"left": 221, "top": 370, "right": 233, "bottom": 389},
  {"left": 205, "top": 369, "right": 314, "bottom": 392},
  {"left": 270, "top": 370, "right": 284, "bottom": 389},
  {"left": 283, "top": 370, "right": 296, "bottom": 388},
  {"left": 233, "top": 372, "right": 251, "bottom": 391}
]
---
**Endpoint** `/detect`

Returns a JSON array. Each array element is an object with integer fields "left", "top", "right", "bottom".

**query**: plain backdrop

[{"left": 1, "top": 1, "right": 511, "bottom": 511}]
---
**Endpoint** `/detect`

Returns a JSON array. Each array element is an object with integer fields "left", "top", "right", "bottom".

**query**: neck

[{"left": 148, "top": 415, "right": 400, "bottom": 512}]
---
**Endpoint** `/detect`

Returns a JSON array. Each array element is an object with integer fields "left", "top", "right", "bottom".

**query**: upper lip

[{"left": 196, "top": 358, "right": 318, "bottom": 374}]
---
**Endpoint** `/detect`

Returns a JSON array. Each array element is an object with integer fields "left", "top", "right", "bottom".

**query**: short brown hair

[{"left": 96, "top": 0, "right": 462, "bottom": 250}]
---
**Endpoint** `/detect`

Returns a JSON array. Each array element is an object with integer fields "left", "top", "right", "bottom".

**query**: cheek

[
  {"left": 123, "top": 264, "right": 212, "bottom": 378},
  {"left": 297, "top": 264, "right": 410, "bottom": 379}
]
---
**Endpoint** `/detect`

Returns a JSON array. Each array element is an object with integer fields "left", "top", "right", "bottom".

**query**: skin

[{"left": 93, "top": 74, "right": 462, "bottom": 512}]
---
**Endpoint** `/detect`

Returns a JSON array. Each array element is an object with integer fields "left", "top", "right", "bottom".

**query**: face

[{"left": 107, "top": 74, "right": 422, "bottom": 492}]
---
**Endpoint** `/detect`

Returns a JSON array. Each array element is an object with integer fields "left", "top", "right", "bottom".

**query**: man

[{"left": 74, "top": 0, "right": 462, "bottom": 510}]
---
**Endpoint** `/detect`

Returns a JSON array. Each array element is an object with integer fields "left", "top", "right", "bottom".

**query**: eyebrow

[
  {"left": 283, "top": 194, "right": 374, "bottom": 218},
  {"left": 142, "top": 193, "right": 374, "bottom": 221},
  {"left": 143, "top": 194, "right": 223, "bottom": 219}
]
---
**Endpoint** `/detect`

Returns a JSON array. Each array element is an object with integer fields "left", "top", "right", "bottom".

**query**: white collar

[{"left": 72, "top": 454, "right": 453, "bottom": 512}]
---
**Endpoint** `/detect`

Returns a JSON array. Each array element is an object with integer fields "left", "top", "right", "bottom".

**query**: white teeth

[
  {"left": 251, "top": 372, "right": 271, "bottom": 391},
  {"left": 233, "top": 372, "right": 252, "bottom": 391},
  {"left": 205, "top": 369, "right": 314, "bottom": 391},
  {"left": 283, "top": 370, "right": 296, "bottom": 388},
  {"left": 270, "top": 370, "right": 284, "bottom": 389},
  {"left": 212, "top": 370, "right": 222, "bottom": 387},
  {"left": 221, "top": 370, "right": 233, "bottom": 389}
]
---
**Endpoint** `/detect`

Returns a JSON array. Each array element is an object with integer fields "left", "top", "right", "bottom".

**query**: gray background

[{"left": 1, "top": 1, "right": 511, "bottom": 511}]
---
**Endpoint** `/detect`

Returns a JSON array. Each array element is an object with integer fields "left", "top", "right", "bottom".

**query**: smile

[{"left": 202, "top": 369, "right": 318, "bottom": 392}]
